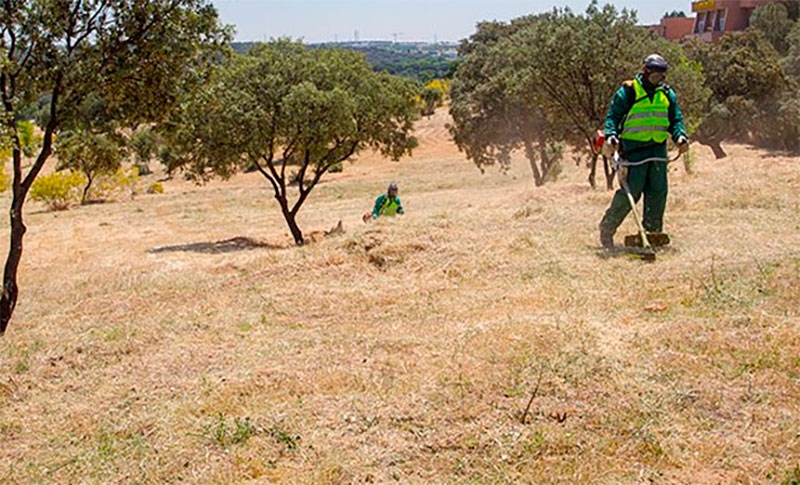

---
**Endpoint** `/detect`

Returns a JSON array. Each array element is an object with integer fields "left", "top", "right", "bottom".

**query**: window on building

[
  {"left": 716, "top": 9, "right": 726, "bottom": 31},
  {"left": 696, "top": 12, "right": 708, "bottom": 33}
]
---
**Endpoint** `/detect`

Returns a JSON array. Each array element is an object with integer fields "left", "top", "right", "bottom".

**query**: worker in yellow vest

[
  {"left": 364, "top": 182, "right": 404, "bottom": 222},
  {"left": 599, "top": 54, "right": 689, "bottom": 249}
]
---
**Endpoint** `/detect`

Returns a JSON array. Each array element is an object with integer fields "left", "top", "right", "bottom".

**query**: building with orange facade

[
  {"left": 649, "top": 16, "right": 697, "bottom": 40},
  {"left": 691, "top": 0, "right": 791, "bottom": 41}
]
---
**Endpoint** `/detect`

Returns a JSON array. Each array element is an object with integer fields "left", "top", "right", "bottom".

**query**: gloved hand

[
  {"left": 616, "top": 164, "right": 628, "bottom": 187},
  {"left": 602, "top": 135, "right": 619, "bottom": 157},
  {"left": 677, "top": 135, "right": 689, "bottom": 154}
]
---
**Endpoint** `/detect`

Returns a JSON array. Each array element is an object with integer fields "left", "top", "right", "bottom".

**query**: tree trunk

[
  {"left": 527, "top": 157, "right": 544, "bottom": 187},
  {"left": 588, "top": 153, "right": 598, "bottom": 189},
  {"left": 0, "top": 193, "right": 25, "bottom": 334},
  {"left": 0, "top": 70, "right": 59, "bottom": 334},
  {"left": 285, "top": 212, "right": 304, "bottom": 246},
  {"left": 707, "top": 141, "right": 727, "bottom": 159},
  {"left": 537, "top": 136, "right": 551, "bottom": 183},
  {"left": 522, "top": 139, "right": 544, "bottom": 187},
  {"left": 135, "top": 162, "right": 152, "bottom": 176},
  {"left": 277, "top": 197, "right": 304, "bottom": 245},
  {"left": 695, "top": 134, "right": 727, "bottom": 159},
  {"left": 82, "top": 173, "right": 94, "bottom": 204}
]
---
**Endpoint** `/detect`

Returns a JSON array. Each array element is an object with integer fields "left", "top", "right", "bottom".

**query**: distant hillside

[{"left": 231, "top": 41, "right": 459, "bottom": 83}]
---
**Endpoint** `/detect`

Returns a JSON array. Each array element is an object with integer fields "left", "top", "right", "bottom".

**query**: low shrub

[
  {"left": 30, "top": 171, "right": 85, "bottom": 210},
  {"left": 91, "top": 167, "right": 140, "bottom": 201}
]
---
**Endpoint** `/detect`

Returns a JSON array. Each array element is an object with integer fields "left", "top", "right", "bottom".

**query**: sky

[{"left": 213, "top": 0, "right": 692, "bottom": 44}]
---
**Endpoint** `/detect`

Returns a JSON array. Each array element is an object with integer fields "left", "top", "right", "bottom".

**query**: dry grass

[{"left": 1, "top": 108, "right": 800, "bottom": 484}]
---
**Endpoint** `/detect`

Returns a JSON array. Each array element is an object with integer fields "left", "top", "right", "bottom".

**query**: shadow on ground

[
  {"left": 149, "top": 236, "right": 288, "bottom": 254},
  {"left": 591, "top": 244, "right": 679, "bottom": 262}
]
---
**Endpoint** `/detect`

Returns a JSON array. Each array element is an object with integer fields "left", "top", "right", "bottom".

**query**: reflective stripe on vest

[
  {"left": 621, "top": 78, "right": 670, "bottom": 143},
  {"left": 380, "top": 196, "right": 399, "bottom": 216}
]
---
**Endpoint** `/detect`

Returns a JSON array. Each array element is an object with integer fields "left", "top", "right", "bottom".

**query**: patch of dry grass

[{"left": 1, "top": 112, "right": 800, "bottom": 483}]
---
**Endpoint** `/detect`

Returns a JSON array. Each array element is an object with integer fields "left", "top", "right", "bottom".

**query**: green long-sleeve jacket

[
  {"left": 604, "top": 73, "right": 687, "bottom": 163},
  {"left": 372, "top": 193, "right": 404, "bottom": 218}
]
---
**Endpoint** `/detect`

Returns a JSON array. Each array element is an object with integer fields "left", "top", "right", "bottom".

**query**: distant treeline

[
  {"left": 232, "top": 42, "right": 458, "bottom": 83},
  {"left": 334, "top": 46, "right": 457, "bottom": 82}
]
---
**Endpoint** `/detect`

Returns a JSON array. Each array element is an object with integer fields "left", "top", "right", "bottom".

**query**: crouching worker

[{"left": 363, "top": 182, "right": 404, "bottom": 222}]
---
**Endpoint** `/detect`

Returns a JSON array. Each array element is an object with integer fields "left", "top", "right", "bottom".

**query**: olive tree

[
  {"left": 0, "top": 0, "right": 229, "bottom": 334},
  {"left": 167, "top": 40, "right": 419, "bottom": 246},
  {"left": 129, "top": 126, "right": 159, "bottom": 175},
  {"left": 55, "top": 130, "right": 126, "bottom": 203},
  {"left": 686, "top": 30, "right": 794, "bottom": 157},
  {"left": 421, "top": 87, "right": 443, "bottom": 117},
  {"left": 448, "top": 16, "right": 561, "bottom": 186}
]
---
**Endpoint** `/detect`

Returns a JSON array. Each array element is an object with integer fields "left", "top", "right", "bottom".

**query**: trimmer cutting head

[
  {"left": 639, "top": 251, "right": 657, "bottom": 262},
  {"left": 624, "top": 233, "right": 671, "bottom": 248},
  {"left": 595, "top": 245, "right": 656, "bottom": 262},
  {"left": 625, "top": 246, "right": 657, "bottom": 262}
]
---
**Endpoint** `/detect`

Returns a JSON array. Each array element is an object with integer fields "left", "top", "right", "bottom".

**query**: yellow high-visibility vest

[
  {"left": 621, "top": 78, "right": 670, "bottom": 144},
  {"left": 379, "top": 195, "right": 400, "bottom": 216}
]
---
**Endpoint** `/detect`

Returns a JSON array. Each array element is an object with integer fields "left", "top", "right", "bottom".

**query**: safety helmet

[
  {"left": 644, "top": 54, "right": 668, "bottom": 72},
  {"left": 388, "top": 182, "right": 398, "bottom": 191}
]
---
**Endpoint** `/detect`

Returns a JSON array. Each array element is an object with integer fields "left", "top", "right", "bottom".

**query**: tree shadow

[
  {"left": 149, "top": 236, "right": 289, "bottom": 254},
  {"left": 759, "top": 148, "right": 799, "bottom": 159}
]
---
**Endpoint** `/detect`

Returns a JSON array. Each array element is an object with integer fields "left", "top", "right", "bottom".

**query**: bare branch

[
  {"left": 12, "top": 40, "right": 35, "bottom": 78},
  {"left": 290, "top": 149, "right": 313, "bottom": 216},
  {"left": 252, "top": 157, "right": 280, "bottom": 197},
  {"left": 21, "top": 73, "right": 62, "bottom": 191},
  {"left": 264, "top": 153, "right": 285, "bottom": 200}
]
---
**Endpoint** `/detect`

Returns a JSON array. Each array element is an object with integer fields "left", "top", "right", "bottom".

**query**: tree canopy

[
  {"left": 686, "top": 29, "right": 797, "bottom": 156},
  {"left": 449, "top": 16, "right": 552, "bottom": 184},
  {"left": 166, "top": 40, "right": 420, "bottom": 245},
  {"left": 750, "top": 2, "right": 796, "bottom": 55},
  {"left": 55, "top": 130, "right": 126, "bottom": 203},
  {"left": 0, "top": 0, "right": 230, "bottom": 333}
]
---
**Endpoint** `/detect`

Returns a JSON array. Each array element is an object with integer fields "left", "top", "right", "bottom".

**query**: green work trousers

[{"left": 599, "top": 161, "right": 668, "bottom": 234}]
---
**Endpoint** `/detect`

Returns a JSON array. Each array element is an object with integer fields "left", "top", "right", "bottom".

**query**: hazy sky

[{"left": 213, "top": 1, "right": 692, "bottom": 43}]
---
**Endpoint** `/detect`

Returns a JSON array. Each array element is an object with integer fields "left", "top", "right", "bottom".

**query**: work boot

[
  {"left": 648, "top": 232, "right": 670, "bottom": 247},
  {"left": 599, "top": 225, "right": 615, "bottom": 249}
]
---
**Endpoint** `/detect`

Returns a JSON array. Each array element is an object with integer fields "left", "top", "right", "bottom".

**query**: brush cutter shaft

[
  {"left": 620, "top": 178, "right": 653, "bottom": 252},
  {"left": 614, "top": 154, "right": 681, "bottom": 167}
]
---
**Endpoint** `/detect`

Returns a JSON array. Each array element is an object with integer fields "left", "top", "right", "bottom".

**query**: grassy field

[{"left": 1, "top": 109, "right": 800, "bottom": 484}]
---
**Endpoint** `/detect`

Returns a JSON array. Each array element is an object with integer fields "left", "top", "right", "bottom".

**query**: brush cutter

[
  {"left": 611, "top": 151, "right": 684, "bottom": 262},
  {"left": 614, "top": 153, "right": 681, "bottom": 248},
  {"left": 619, "top": 176, "right": 656, "bottom": 262}
]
